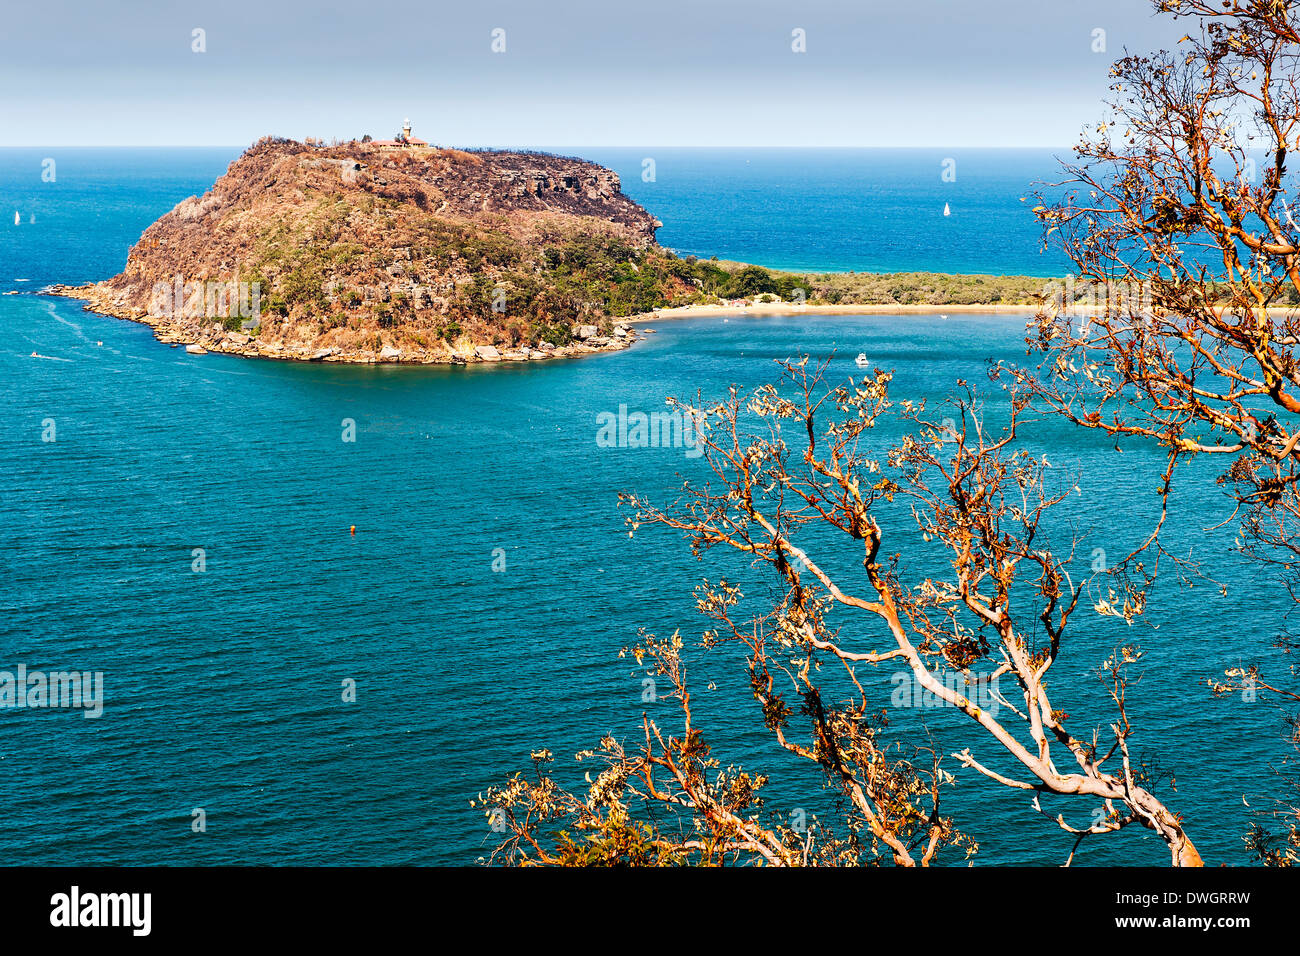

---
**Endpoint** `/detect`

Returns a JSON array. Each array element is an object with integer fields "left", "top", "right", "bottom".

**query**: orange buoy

[{"left": 350, "top": 525, "right": 356, "bottom": 535}]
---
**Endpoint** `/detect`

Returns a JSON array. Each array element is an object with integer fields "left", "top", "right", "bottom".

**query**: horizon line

[{"left": 0, "top": 143, "right": 1077, "bottom": 151}]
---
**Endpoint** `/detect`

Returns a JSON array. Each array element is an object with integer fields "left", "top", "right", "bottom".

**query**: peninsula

[{"left": 48, "top": 131, "right": 1061, "bottom": 364}]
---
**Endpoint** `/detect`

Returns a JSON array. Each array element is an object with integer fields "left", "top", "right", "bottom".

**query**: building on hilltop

[{"left": 371, "top": 119, "right": 429, "bottom": 149}]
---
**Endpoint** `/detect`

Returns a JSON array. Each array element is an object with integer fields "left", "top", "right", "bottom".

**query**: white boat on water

[{"left": 855, "top": 353, "right": 870, "bottom": 368}]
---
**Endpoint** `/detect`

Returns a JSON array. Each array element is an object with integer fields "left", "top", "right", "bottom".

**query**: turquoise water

[{"left": 0, "top": 149, "right": 1290, "bottom": 866}]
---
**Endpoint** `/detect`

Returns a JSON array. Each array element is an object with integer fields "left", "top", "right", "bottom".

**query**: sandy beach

[{"left": 627, "top": 302, "right": 1053, "bottom": 325}]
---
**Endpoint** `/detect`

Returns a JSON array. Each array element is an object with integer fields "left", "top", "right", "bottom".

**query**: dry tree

[
  {"left": 1207, "top": 631, "right": 1300, "bottom": 864},
  {"left": 479, "top": 358, "right": 1201, "bottom": 866},
  {"left": 1009, "top": 0, "right": 1300, "bottom": 862}
]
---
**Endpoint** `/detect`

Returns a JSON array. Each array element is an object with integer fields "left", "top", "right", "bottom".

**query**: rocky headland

[{"left": 48, "top": 136, "right": 687, "bottom": 364}]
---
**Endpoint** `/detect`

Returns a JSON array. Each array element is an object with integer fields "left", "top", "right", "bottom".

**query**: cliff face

[{"left": 62, "top": 137, "right": 684, "bottom": 363}]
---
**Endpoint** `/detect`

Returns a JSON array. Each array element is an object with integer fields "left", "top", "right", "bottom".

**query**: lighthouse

[{"left": 371, "top": 120, "right": 429, "bottom": 149}]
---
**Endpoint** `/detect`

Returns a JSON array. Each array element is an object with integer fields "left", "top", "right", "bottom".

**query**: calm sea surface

[
  {"left": 584, "top": 147, "right": 1072, "bottom": 275},
  {"left": 0, "top": 148, "right": 1288, "bottom": 865}
]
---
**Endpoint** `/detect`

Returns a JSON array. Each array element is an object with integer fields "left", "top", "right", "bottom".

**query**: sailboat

[
  {"left": 13, "top": 211, "right": 19, "bottom": 226},
  {"left": 943, "top": 202, "right": 951, "bottom": 217}
]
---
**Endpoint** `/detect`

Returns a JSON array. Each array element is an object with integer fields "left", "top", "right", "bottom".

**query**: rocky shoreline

[{"left": 42, "top": 283, "right": 644, "bottom": 365}]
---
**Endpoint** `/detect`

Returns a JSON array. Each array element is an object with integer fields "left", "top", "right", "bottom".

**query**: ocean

[
  {"left": 583, "top": 147, "right": 1073, "bottom": 276},
  {"left": 0, "top": 148, "right": 1287, "bottom": 866}
]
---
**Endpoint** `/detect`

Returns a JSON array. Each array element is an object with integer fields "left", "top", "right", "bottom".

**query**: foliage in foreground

[
  {"left": 479, "top": 360, "right": 1200, "bottom": 866},
  {"left": 1012, "top": 0, "right": 1300, "bottom": 863}
]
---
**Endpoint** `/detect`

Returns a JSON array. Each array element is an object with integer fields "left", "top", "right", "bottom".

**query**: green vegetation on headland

[
  {"left": 246, "top": 221, "right": 1056, "bottom": 335},
  {"left": 643, "top": 256, "right": 1055, "bottom": 308},
  {"left": 243, "top": 224, "right": 1055, "bottom": 337},
  {"left": 407, "top": 237, "right": 1057, "bottom": 331}
]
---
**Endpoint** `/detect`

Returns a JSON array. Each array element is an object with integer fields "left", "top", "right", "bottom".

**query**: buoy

[{"left": 350, "top": 525, "right": 356, "bottom": 535}]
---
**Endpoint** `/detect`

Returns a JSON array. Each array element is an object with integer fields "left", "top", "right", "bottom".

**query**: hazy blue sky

[{"left": 1, "top": 0, "right": 1183, "bottom": 147}]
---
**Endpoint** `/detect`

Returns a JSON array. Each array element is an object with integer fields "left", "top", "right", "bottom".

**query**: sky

[{"left": 0, "top": 0, "right": 1186, "bottom": 147}]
